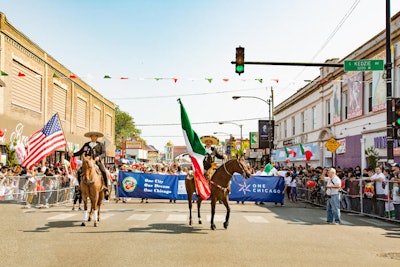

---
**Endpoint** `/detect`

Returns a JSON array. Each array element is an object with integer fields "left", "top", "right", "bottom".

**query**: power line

[
  {"left": 110, "top": 87, "right": 265, "bottom": 100},
  {"left": 135, "top": 116, "right": 268, "bottom": 127},
  {"left": 289, "top": 0, "right": 361, "bottom": 86}
]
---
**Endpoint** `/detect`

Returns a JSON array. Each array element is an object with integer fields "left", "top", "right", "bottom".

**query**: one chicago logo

[{"left": 122, "top": 177, "right": 137, "bottom": 192}]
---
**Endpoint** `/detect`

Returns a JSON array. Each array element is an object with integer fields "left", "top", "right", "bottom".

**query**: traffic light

[
  {"left": 235, "top": 46, "right": 245, "bottom": 75},
  {"left": 395, "top": 98, "right": 400, "bottom": 128}
]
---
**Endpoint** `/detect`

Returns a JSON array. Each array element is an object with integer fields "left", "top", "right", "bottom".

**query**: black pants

[{"left": 97, "top": 161, "right": 108, "bottom": 189}]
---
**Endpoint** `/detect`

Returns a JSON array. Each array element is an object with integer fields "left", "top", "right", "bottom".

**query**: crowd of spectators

[{"left": 275, "top": 163, "right": 400, "bottom": 220}]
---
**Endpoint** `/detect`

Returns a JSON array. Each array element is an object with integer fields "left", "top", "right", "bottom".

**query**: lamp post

[
  {"left": 232, "top": 92, "right": 274, "bottom": 159},
  {"left": 218, "top": 121, "right": 243, "bottom": 153}
]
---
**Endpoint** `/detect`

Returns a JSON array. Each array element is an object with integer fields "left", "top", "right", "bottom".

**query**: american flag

[{"left": 22, "top": 113, "right": 66, "bottom": 170}]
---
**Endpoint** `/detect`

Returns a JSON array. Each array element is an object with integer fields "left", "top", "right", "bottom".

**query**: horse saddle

[{"left": 206, "top": 162, "right": 218, "bottom": 180}]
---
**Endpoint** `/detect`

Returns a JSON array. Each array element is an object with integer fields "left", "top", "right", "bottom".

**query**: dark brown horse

[
  {"left": 209, "top": 158, "right": 252, "bottom": 230},
  {"left": 80, "top": 155, "right": 104, "bottom": 227},
  {"left": 185, "top": 162, "right": 218, "bottom": 225},
  {"left": 185, "top": 170, "right": 203, "bottom": 225}
]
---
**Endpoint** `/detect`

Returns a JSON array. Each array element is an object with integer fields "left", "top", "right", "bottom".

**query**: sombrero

[
  {"left": 200, "top": 135, "right": 219, "bottom": 145},
  {"left": 84, "top": 131, "right": 104, "bottom": 138}
]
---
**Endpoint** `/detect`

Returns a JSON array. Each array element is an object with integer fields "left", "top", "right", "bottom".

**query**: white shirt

[
  {"left": 284, "top": 176, "right": 292, "bottom": 185},
  {"left": 371, "top": 172, "right": 386, "bottom": 195},
  {"left": 254, "top": 170, "right": 269, "bottom": 176},
  {"left": 89, "top": 142, "right": 97, "bottom": 148},
  {"left": 323, "top": 175, "right": 341, "bottom": 196}
]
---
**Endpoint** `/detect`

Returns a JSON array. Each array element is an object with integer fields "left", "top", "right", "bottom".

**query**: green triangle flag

[
  {"left": 206, "top": 78, "right": 213, "bottom": 83},
  {"left": 255, "top": 78, "right": 263, "bottom": 83},
  {"left": 284, "top": 147, "right": 289, "bottom": 157},
  {"left": 300, "top": 144, "right": 305, "bottom": 155},
  {"left": 1, "top": 71, "right": 8, "bottom": 76},
  {"left": 53, "top": 73, "right": 59, "bottom": 78},
  {"left": 104, "top": 75, "right": 111, "bottom": 79},
  {"left": 264, "top": 163, "right": 273, "bottom": 173}
]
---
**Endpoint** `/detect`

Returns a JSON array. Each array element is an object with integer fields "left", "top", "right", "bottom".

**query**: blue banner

[{"left": 117, "top": 171, "right": 285, "bottom": 203}]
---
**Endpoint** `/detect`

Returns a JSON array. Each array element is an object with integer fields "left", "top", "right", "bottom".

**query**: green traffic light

[
  {"left": 396, "top": 118, "right": 400, "bottom": 126},
  {"left": 236, "top": 64, "right": 244, "bottom": 74}
]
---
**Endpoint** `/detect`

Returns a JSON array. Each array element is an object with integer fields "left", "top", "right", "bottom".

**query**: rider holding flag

[{"left": 200, "top": 135, "right": 226, "bottom": 173}]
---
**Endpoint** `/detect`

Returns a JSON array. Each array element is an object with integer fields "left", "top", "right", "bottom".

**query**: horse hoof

[
  {"left": 211, "top": 224, "right": 216, "bottom": 230},
  {"left": 81, "top": 222, "right": 86, "bottom": 226},
  {"left": 199, "top": 219, "right": 202, "bottom": 224},
  {"left": 223, "top": 222, "right": 229, "bottom": 229},
  {"left": 189, "top": 220, "right": 192, "bottom": 226},
  {"left": 94, "top": 222, "right": 97, "bottom": 227}
]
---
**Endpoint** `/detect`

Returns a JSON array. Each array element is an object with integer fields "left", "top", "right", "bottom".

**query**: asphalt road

[{"left": 0, "top": 199, "right": 399, "bottom": 267}]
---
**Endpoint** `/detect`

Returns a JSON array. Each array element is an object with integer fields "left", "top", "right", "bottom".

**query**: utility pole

[{"left": 386, "top": 0, "right": 394, "bottom": 164}]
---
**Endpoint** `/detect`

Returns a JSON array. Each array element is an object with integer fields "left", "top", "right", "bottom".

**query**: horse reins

[{"left": 210, "top": 159, "right": 247, "bottom": 193}]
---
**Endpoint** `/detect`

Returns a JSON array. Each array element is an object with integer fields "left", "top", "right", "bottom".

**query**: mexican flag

[
  {"left": 284, "top": 147, "right": 296, "bottom": 157},
  {"left": 300, "top": 144, "right": 313, "bottom": 161},
  {"left": 178, "top": 99, "right": 211, "bottom": 200}
]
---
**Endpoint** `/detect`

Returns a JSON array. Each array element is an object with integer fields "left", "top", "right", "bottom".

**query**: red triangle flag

[
  {"left": 70, "top": 75, "right": 77, "bottom": 79},
  {"left": 18, "top": 72, "right": 25, "bottom": 77},
  {"left": 172, "top": 78, "right": 178, "bottom": 83},
  {"left": 222, "top": 78, "right": 229, "bottom": 82}
]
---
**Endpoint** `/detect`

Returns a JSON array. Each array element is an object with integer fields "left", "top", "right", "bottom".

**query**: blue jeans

[{"left": 326, "top": 194, "right": 341, "bottom": 223}]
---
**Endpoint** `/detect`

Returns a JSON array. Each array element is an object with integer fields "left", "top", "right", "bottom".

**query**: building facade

[
  {"left": 0, "top": 13, "right": 116, "bottom": 165},
  {"left": 273, "top": 11, "right": 400, "bottom": 170}
]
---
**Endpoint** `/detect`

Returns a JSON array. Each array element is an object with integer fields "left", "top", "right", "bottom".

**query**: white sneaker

[
  {"left": 44, "top": 204, "right": 49, "bottom": 209},
  {"left": 25, "top": 204, "right": 31, "bottom": 209}
]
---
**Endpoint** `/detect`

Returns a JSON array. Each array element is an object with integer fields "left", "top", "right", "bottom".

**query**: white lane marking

[
  {"left": 166, "top": 214, "right": 188, "bottom": 221},
  {"left": 359, "top": 218, "right": 394, "bottom": 227},
  {"left": 99, "top": 213, "right": 115, "bottom": 220},
  {"left": 290, "top": 219, "right": 307, "bottom": 224},
  {"left": 206, "top": 214, "right": 225, "bottom": 222},
  {"left": 126, "top": 214, "right": 152, "bottom": 221},
  {"left": 244, "top": 215, "right": 269, "bottom": 223},
  {"left": 47, "top": 213, "right": 77, "bottom": 220},
  {"left": 319, "top": 217, "right": 352, "bottom": 225}
]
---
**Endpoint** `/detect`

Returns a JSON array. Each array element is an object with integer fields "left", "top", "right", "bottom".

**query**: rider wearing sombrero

[
  {"left": 200, "top": 135, "right": 226, "bottom": 173},
  {"left": 69, "top": 131, "right": 110, "bottom": 200}
]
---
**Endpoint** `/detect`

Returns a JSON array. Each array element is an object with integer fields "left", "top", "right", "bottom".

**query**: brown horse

[
  {"left": 80, "top": 155, "right": 104, "bottom": 227},
  {"left": 209, "top": 158, "right": 252, "bottom": 230},
  {"left": 185, "top": 170, "right": 203, "bottom": 225}
]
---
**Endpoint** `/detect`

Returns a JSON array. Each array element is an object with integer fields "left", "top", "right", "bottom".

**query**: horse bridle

[
  {"left": 210, "top": 159, "right": 248, "bottom": 193},
  {"left": 224, "top": 159, "right": 248, "bottom": 178}
]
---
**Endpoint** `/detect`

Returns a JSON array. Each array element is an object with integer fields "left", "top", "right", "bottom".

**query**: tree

[
  {"left": 115, "top": 106, "right": 141, "bottom": 149},
  {"left": 5, "top": 142, "right": 19, "bottom": 167},
  {"left": 365, "top": 146, "right": 379, "bottom": 169}
]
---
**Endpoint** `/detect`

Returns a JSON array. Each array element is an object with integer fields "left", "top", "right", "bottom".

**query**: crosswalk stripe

[
  {"left": 166, "top": 214, "right": 187, "bottom": 221},
  {"left": 359, "top": 218, "right": 394, "bottom": 227},
  {"left": 126, "top": 214, "right": 151, "bottom": 221},
  {"left": 206, "top": 214, "right": 225, "bottom": 222},
  {"left": 100, "top": 213, "right": 115, "bottom": 220},
  {"left": 319, "top": 217, "right": 352, "bottom": 225},
  {"left": 289, "top": 219, "right": 307, "bottom": 224},
  {"left": 47, "top": 214, "right": 77, "bottom": 220},
  {"left": 244, "top": 215, "right": 269, "bottom": 223}
]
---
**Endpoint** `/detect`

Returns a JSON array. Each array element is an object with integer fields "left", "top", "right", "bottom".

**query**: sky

[{"left": 1, "top": 0, "right": 400, "bottom": 152}]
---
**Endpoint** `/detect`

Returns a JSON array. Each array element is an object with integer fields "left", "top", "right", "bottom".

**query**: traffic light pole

[
  {"left": 231, "top": 61, "right": 344, "bottom": 68},
  {"left": 386, "top": 0, "right": 394, "bottom": 164}
]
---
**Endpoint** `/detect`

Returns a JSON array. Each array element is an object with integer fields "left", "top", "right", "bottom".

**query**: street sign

[
  {"left": 325, "top": 137, "right": 340, "bottom": 153},
  {"left": 344, "top": 59, "right": 384, "bottom": 72}
]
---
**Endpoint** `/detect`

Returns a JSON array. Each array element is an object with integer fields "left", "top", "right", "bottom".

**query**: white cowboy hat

[
  {"left": 84, "top": 131, "right": 104, "bottom": 138},
  {"left": 200, "top": 135, "right": 219, "bottom": 145}
]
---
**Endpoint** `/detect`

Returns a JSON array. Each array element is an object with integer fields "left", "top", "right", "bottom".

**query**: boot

[
  {"left": 103, "top": 183, "right": 110, "bottom": 200},
  {"left": 390, "top": 210, "right": 395, "bottom": 218}
]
